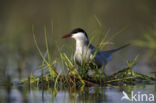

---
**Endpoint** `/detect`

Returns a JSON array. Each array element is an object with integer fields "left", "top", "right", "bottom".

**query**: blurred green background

[{"left": 0, "top": 0, "right": 156, "bottom": 80}]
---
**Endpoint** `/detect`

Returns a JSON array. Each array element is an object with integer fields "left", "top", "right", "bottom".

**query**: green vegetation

[
  {"left": 133, "top": 28, "right": 156, "bottom": 49},
  {"left": 133, "top": 25, "right": 156, "bottom": 69},
  {"left": 14, "top": 29, "right": 156, "bottom": 89}
]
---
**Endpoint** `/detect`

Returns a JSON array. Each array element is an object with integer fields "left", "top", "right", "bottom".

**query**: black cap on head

[{"left": 70, "top": 28, "right": 88, "bottom": 38}]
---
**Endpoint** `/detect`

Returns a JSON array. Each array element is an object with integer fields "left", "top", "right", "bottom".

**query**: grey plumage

[{"left": 74, "top": 40, "right": 129, "bottom": 68}]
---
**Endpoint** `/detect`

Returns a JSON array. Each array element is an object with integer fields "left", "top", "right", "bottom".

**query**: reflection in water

[{"left": 0, "top": 85, "right": 155, "bottom": 103}]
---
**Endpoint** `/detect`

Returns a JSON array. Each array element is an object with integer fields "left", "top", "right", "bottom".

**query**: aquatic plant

[{"left": 14, "top": 28, "right": 156, "bottom": 88}]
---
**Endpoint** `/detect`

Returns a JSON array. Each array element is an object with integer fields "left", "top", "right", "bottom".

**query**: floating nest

[{"left": 14, "top": 55, "right": 156, "bottom": 88}]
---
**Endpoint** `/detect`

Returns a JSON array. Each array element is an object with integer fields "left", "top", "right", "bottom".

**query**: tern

[{"left": 62, "top": 28, "right": 129, "bottom": 69}]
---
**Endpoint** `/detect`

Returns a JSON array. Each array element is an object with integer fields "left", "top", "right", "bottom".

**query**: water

[
  {"left": 0, "top": 84, "right": 155, "bottom": 103},
  {"left": 0, "top": 0, "right": 156, "bottom": 103}
]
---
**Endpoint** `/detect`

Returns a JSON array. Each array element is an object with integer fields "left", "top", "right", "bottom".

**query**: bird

[{"left": 62, "top": 28, "right": 129, "bottom": 69}]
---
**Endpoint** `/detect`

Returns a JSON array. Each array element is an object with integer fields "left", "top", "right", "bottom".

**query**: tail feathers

[{"left": 104, "top": 44, "right": 130, "bottom": 53}]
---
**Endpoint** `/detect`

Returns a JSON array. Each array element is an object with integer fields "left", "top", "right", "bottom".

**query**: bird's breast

[{"left": 74, "top": 48, "right": 92, "bottom": 66}]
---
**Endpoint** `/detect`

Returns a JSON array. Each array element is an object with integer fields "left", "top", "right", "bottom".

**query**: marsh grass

[
  {"left": 13, "top": 18, "right": 156, "bottom": 93},
  {"left": 15, "top": 26, "right": 156, "bottom": 89},
  {"left": 133, "top": 25, "right": 156, "bottom": 69},
  {"left": 133, "top": 27, "right": 156, "bottom": 49},
  {"left": 132, "top": 25, "right": 156, "bottom": 61}
]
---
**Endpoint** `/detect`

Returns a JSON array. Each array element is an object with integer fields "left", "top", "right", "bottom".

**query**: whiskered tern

[{"left": 62, "top": 28, "right": 129, "bottom": 68}]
